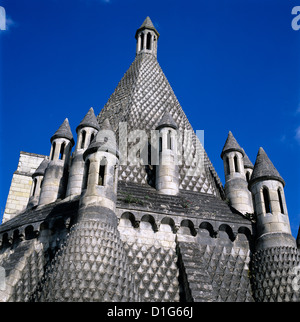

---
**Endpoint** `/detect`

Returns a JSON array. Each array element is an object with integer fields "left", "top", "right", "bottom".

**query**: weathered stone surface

[{"left": 0, "top": 16, "right": 299, "bottom": 303}]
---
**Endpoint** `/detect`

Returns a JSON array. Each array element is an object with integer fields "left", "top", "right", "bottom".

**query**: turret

[
  {"left": 79, "top": 118, "right": 119, "bottom": 223},
  {"left": 248, "top": 147, "right": 294, "bottom": 249},
  {"left": 243, "top": 149, "right": 254, "bottom": 183},
  {"left": 35, "top": 119, "right": 139, "bottom": 301},
  {"left": 249, "top": 147, "right": 299, "bottom": 302},
  {"left": 39, "top": 118, "right": 74, "bottom": 205},
  {"left": 221, "top": 131, "right": 253, "bottom": 214},
  {"left": 135, "top": 16, "right": 159, "bottom": 58},
  {"left": 66, "top": 108, "right": 100, "bottom": 198},
  {"left": 155, "top": 110, "right": 179, "bottom": 195},
  {"left": 27, "top": 158, "right": 49, "bottom": 208}
]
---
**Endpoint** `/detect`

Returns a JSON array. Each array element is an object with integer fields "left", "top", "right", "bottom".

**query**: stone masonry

[
  {"left": 3, "top": 152, "right": 47, "bottom": 223},
  {"left": 0, "top": 17, "right": 299, "bottom": 302}
]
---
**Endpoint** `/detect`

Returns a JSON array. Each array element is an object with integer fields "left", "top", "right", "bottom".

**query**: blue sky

[{"left": 0, "top": 0, "right": 299, "bottom": 238}]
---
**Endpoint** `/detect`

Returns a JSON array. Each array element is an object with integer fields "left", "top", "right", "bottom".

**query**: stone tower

[
  {"left": 66, "top": 108, "right": 99, "bottom": 198},
  {"left": 155, "top": 110, "right": 179, "bottom": 195},
  {"left": 27, "top": 158, "right": 49, "bottom": 209},
  {"left": 221, "top": 131, "right": 253, "bottom": 214},
  {"left": 39, "top": 119, "right": 74, "bottom": 205},
  {"left": 79, "top": 118, "right": 119, "bottom": 222},
  {"left": 33, "top": 119, "right": 140, "bottom": 302},
  {"left": 249, "top": 147, "right": 300, "bottom": 302}
]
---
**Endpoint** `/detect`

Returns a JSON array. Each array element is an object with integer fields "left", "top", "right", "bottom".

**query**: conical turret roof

[
  {"left": 83, "top": 118, "right": 119, "bottom": 159},
  {"left": 242, "top": 149, "right": 254, "bottom": 169},
  {"left": 221, "top": 131, "right": 245, "bottom": 159},
  {"left": 249, "top": 147, "right": 285, "bottom": 187},
  {"left": 76, "top": 107, "right": 100, "bottom": 132},
  {"left": 135, "top": 16, "right": 159, "bottom": 39},
  {"left": 50, "top": 118, "right": 75, "bottom": 146},
  {"left": 32, "top": 158, "right": 49, "bottom": 177},
  {"left": 156, "top": 109, "right": 178, "bottom": 130}
]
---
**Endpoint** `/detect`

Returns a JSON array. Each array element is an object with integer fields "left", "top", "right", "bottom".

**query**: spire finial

[{"left": 135, "top": 16, "right": 159, "bottom": 57}]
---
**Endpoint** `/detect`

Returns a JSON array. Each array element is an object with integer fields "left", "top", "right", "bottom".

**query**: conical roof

[
  {"left": 242, "top": 149, "right": 254, "bottom": 169},
  {"left": 97, "top": 47, "right": 223, "bottom": 197},
  {"left": 135, "top": 16, "right": 159, "bottom": 39},
  {"left": 50, "top": 118, "right": 75, "bottom": 146},
  {"left": 76, "top": 107, "right": 100, "bottom": 132},
  {"left": 249, "top": 147, "right": 285, "bottom": 187},
  {"left": 221, "top": 131, "right": 245, "bottom": 159},
  {"left": 32, "top": 158, "right": 49, "bottom": 177},
  {"left": 84, "top": 118, "right": 119, "bottom": 160},
  {"left": 156, "top": 109, "right": 178, "bottom": 130}
]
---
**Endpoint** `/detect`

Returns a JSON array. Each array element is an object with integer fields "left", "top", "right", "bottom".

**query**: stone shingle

[
  {"left": 249, "top": 147, "right": 285, "bottom": 187},
  {"left": 50, "top": 118, "right": 74, "bottom": 146}
]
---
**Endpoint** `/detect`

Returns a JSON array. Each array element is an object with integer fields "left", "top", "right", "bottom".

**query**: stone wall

[{"left": 3, "top": 152, "right": 47, "bottom": 223}]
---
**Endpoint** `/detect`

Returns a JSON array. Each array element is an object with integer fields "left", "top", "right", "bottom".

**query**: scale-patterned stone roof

[
  {"left": 97, "top": 52, "right": 224, "bottom": 197},
  {"left": 1, "top": 17, "right": 298, "bottom": 304}
]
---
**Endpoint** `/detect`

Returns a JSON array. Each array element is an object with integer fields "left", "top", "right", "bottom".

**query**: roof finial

[{"left": 135, "top": 17, "right": 159, "bottom": 58}]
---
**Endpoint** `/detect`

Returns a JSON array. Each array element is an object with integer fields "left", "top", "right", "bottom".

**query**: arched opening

[
  {"left": 141, "top": 214, "right": 157, "bottom": 231},
  {"left": 226, "top": 157, "right": 230, "bottom": 175},
  {"left": 167, "top": 130, "right": 172, "bottom": 150},
  {"left": 140, "top": 33, "right": 144, "bottom": 50},
  {"left": 25, "top": 225, "right": 35, "bottom": 240},
  {"left": 278, "top": 188, "right": 285, "bottom": 214},
  {"left": 81, "top": 130, "right": 86, "bottom": 149},
  {"left": 32, "top": 178, "right": 37, "bottom": 197},
  {"left": 180, "top": 219, "right": 197, "bottom": 236},
  {"left": 146, "top": 32, "right": 152, "bottom": 50},
  {"left": 246, "top": 171, "right": 251, "bottom": 182},
  {"left": 234, "top": 155, "right": 239, "bottom": 173},
  {"left": 98, "top": 158, "right": 107, "bottom": 186},
  {"left": 161, "top": 217, "right": 175, "bottom": 233},
  {"left": 159, "top": 136, "right": 162, "bottom": 152},
  {"left": 237, "top": 226, "right": 252, "bottom": 242},
  {"left": 1, "top": 233, "right": 10, "bottom": 250},
  {"left": 263, "top": 187, "right": 271, "bottom": 214},
  {"left": 120, "top": 212, "right": 136, "bottom": 228},
  {"left": 82, "top": 159, "right": 90, "bottom": 189},
  {"left": 51, "top": 142, "right": 56, "bottom": 161},
  {"left": 199, "top": 222, "right": 215, "bottom": 237},
  {"left": 59, "top": 142, "right": 65, "bottom": 160},
  {"left": 219, "top": 224, "right": 235, "bottom": 241},
  {"left": 12, "top": 229, "right": 21, "bottom": 245},
  {"left": 90, "top": 132, "right": 95, "bottom": 144}
]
